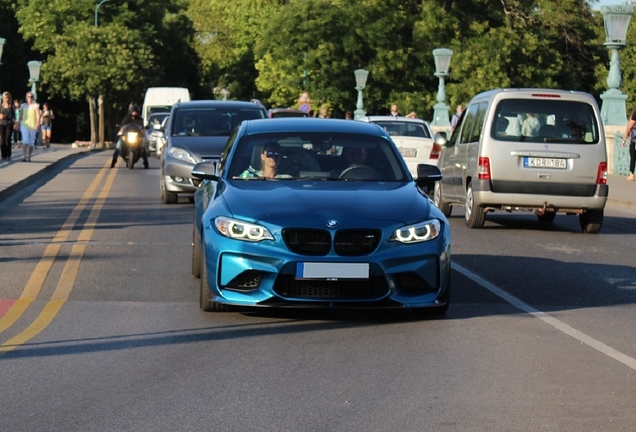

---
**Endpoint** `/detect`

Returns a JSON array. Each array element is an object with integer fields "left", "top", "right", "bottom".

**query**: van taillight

[
  {"left": 429, "top": 143, "right": 442, "bottom": 159},
  {"left": 478, "top": 157, "right": 491, "bottom": 180},
  {"left": 597, "top": 162, "right": 607, "bottom": 185}
]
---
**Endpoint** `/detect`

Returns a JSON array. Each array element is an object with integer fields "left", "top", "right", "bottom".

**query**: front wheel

[
  {"left": 579, "top": 209, "right": 603, "bottom": 234},
  {"left": 465, "top": 182, "right": 485, "bottom": 228},
  {"left": 126, "top": 150, "right": 135, "bottom": 169},
  {"left": 192, "top": 216, "right": 201, "bottom": 278},
  {"left": 433, "top": 182, "right": 452, "bottom": 217}
]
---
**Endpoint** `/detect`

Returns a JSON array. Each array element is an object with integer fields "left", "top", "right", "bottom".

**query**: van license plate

[{"left": 524, "top": 157, "right": 566, "bottom": 169}]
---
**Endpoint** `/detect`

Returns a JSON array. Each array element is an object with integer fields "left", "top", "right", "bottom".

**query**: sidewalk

[
  {"left": 0, "top": 143, "right": 96, "bottom": 202},
  {"left": 0, "top": 145, "right": 635, "bottom": 210}
]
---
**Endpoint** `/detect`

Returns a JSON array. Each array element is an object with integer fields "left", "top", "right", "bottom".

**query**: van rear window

[{"left": 492, "top": 99, "right": 599, "bottom": 144}]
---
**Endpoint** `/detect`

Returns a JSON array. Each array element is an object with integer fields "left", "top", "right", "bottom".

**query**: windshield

[
  {"left": 370, "top": 120, "right": 431, "bottom": 139},
  {"left": 492, "top": 99, "right": 599, "bottom": 144},
  {"left": 228, "top": 132, "right": 409, "bottom": 182},
  {"left": 171, "top": 108, "right": 264, "bottom": 137}
]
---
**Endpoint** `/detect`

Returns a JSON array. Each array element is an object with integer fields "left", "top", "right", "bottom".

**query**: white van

[
  {"left": 433, "top": 88, "right": 608, "bottom": 233},
  {"left": 142, "top": 87, "right": 190, "bottom": 127}
]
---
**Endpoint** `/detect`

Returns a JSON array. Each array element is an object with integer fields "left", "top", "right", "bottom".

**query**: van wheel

[
  {"left": 433, "top": 182, "right": 452, "bottom": 217},
  {"left": 465, "top": 183, "right": 485, "bottom": 228},
  {"left": 579, "top": 209, "right": 603, "bottom": 234}
]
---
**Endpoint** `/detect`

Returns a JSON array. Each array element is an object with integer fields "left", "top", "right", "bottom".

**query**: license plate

[
  {"left": 399, "top": 147, "right": 417, "bottom": 158},
  {"left": 296, "top": 262, "right": 369, "bottom": 279},
  {"left": 523, "top": 157, "right": 567, "bottom": 169}
]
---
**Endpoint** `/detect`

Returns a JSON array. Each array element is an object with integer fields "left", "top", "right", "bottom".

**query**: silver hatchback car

[
  {"left": 434, "top": 88, "right": 608, "bottom": 233},
  {"left": 160, "top": 100, "right": 267, "bottom": 203}
]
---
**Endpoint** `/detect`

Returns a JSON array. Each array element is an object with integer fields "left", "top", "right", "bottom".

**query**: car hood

[
  {"left": 169, "top": 136, "right": 229, "bottom": 160},
  {"left": 221, "top": 181, "right": 431, "bottom": 225}
]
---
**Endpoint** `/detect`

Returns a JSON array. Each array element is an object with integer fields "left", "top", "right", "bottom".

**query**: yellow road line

[
  {"left": 0, "top": 158, "right": 111, "bottom": 339},
  {"left": 0, "top": 300, "right": 65, "bottom": 353},
  {"left": 0, "top": 161, "right": 118, "bottom": 354}
]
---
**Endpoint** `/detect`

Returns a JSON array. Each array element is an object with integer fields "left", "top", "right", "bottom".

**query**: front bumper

[{"left": 201, "top": 226, "right": 451, "bottom": 309}]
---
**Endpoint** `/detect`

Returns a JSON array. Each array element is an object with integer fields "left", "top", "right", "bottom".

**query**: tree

[{"left": 16, "top": 0, "right": 190, "bottom": 143}]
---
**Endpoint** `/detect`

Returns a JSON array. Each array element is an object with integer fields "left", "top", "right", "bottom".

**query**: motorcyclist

[{"left": 111, "top": 105, "right": 148, "bottom": 168}]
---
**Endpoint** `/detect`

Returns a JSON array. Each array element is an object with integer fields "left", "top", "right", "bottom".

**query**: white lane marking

[{"left": 453, "top": 262, "right": 636, "bottom": 371}]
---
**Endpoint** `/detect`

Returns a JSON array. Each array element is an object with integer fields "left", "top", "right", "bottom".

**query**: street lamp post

[
  {"left": 0, "top": 38, "right": 6, "bottom": 66},
  {"left": 353, "top": 69, "right": 369, "bottom": 120},
  {"left": 27, "top": 60, "right": 42, "bottom": 102},
  {"left": 430, "top": 48, "right": 453, "bottom": 131},
  {"left": 600, "top": 4, "right": 633, "bottom": 126},
  {"left": 0, "top": 38, "right": 6, "bottom": 90},
  {"left": 95, "top": 0, "right": 112, "bottom": 27}
]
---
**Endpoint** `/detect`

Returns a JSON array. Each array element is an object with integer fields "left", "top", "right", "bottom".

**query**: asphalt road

[{"left": 1, "top": 151, "right": 636, "bottom": 431}]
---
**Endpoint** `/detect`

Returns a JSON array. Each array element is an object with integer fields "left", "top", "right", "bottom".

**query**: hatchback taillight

[
  {"left": 478, "top": 157, "right": 491, "bottom": 180},
  {"left": 429, "top": 143, "right": 442, "bottom": 159},
  {"left": 597, "top": 162, "right": 607, "bottom": 185}
]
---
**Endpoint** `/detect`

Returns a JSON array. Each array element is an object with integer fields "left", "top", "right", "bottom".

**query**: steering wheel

[{"left": 339, "top": 165, "right": 382, "bottom": 180}]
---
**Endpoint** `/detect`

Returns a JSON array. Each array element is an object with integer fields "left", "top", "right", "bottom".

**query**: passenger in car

[
  {"left": 521, "top": 112, "right": 540, "bottom": 137},
  {"left": 241, "top": 142, "right": 292, "bottom": 179}
]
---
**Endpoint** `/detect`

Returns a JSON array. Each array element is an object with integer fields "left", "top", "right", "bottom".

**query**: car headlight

[
  {"left": 214, "top": 216, "right": 274, "bottom": 242},
  {"left": 168, "top": 146, "right": 197, "bottom": 164},
  {"left": 390, "top": 219, "right": 441, "bottom": 243}
]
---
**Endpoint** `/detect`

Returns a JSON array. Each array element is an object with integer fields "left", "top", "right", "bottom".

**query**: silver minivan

[{"left": 433, "top": 88, "right": 608, "bottom": 233}]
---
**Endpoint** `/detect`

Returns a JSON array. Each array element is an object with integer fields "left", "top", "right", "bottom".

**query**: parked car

[
  {"left": 359, "top": 116, "right": 440, "bottom": 177},
  {"left": 190, "top": 117, "right": 450, "bottom": 315},
  {"left": 160, "top": 100, "right": 267, "bottom": 203},
  {"left": 145, "top": 112, "right": 169, "bottom": 153},
  {"left": 268, "top": 108, "right": 309, "bottom": 118},
  {"left": 433, "top": 88, "right": 608, "bottom": 233}
]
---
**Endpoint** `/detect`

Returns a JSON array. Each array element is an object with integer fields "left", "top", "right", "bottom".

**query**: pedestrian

[
  {"left": 20, "top": 92, "right": 41, "bottom": 162},
  {"left": 622, "top": 105, "right": 636, "bottom": 181},
  {"left": 451, "top": 105, "right": 463, "bottom": 131},
  {"left": 12, "top": 98, "right": 21, "bottom": 148},
  {"left": 405, "top": 111, "right": 417, "bottom": 119},
  {"left": 40, "top": 102, "right": 55, "bottom": 149},
  {"left": 389, "top": 104, "right": 399, "bottom": 118},
  {"left": 0, "top": 91, "right": 15, "bottom": 160},
  {"left": 345, "top": 111, "right": 353, "bottom": 120}
]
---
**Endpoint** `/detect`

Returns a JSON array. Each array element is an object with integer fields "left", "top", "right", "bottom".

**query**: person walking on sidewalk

[
  {"left": 0, "top": 91, "right": 15, "bottom": 160},
  {"left": 12, "top": 98, "right": 21, "bottom": 148},
  {"left": 20, "top": 92, "right": 41, "bottom": 162},
  {"left": 622, "top": 105, "right": 636, "bottom": 181},
  {"left": 40, "top": 102, "right": 54, "bottom": 149}
]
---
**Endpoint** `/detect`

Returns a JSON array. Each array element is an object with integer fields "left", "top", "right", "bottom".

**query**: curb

[{"left": 0, "top": 150, "right": 94, "bottom": 203}]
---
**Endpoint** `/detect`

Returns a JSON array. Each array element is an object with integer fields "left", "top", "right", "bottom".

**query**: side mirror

[
  {"left": 192, "top": 161, "right": 219, "bottom": 181},
  {"left": 415, "top": 163, "right": 442, "bottom": 191}
]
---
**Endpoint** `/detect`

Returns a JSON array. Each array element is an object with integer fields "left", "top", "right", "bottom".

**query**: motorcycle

[{"left": 119, "top": 122, "right": 147, "bottom": 169}]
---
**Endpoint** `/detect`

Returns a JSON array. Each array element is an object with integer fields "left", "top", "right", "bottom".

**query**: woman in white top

[{"left": 20, "top": 92, "right": 41, "bottom": 162}]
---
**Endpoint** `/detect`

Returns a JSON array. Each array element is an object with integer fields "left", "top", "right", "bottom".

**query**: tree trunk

[
  {"left": 89, "top": 97, "right": 96, "bottom": 147},
  {"left": 99, "top": 95, "right": 105, "bottom": 148}
]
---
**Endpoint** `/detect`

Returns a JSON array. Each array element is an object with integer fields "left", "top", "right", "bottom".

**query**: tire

[
  {"left": 465, "top": 182, "right": 485, "bottom": 228},
  {"left": 126, "top": 150, "right": 135, "bottom": 169},
  {"left": 199, "top": 244, "right": 231, "bottom": 312},
  {"left": 433, "top": 182, "right": 452, "bottom": 217},
  {"left": 192, "top": 216, "right": 201, "bottom": 279},
  {"left": 579, "top": 209, "right": 603, "bottom": 234},
  {"left": 161, "top": 176, "right": 178, "bottom": 204}
]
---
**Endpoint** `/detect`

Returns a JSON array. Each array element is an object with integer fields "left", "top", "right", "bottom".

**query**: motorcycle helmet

[{"left": 131, "top": 105, "right": 140, "bottom": 114}]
